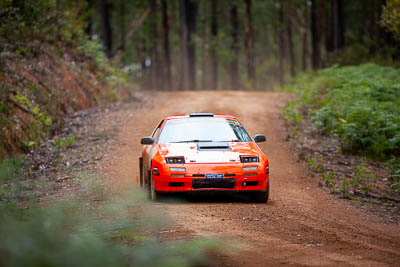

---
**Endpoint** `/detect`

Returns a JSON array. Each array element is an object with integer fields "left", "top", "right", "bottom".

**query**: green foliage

[
  {"left": 0, "top": 158, "right": 23, "bottom": 183},
  {"left": 322, "top": 171, "right": 336, "bottom": 188},
  {"left": 0, "top": 176, "right": 52, "bottom": 203},
  {"left": 77, "top": 40, "right": 109, "bottom": 68},
  {"left": 0, "top": 187, "right": 220, "bottom": 267},
  {"left": 315, "top": 159, "right": 324, "bottom": 173},
  {"left": 380, "top": 0, "right": 400, "bottom": 41},
  {"left": 363, "top": 184, "right": 371, "bottom": 195},
  {"left": 353, "top": 163, "right": 376, "bottom": 183},
  {"left": 306, "top": 157, "right": 323, "bottom": 173},
  {"left": 390, "top": 182, "right": 400, "bottom": 189},
  {"left": 341, "top": 178, "right": 350, "bottom": 199},
  {"left": 286, "top": 63, "right": 400, "bottom": 159},
  {"left": 0, "top": 0, "right": 88, "bottom": 52},
  {"left": 307, "top": 157, "right": 315, "bottom": 168},
  {"left": 387, "top": 159, "right": 400, "bottom": 190},
  {"left": 56, "top": 136, "right": 76, "bottom": 150},
  {"left": 24, "top": 141, "right": 36, "bottom": 150},
  {"left": 282, "top": 101, "right": 302, "bottom": 125},
  {"left": 0, "top": 158, "right": 53, "bottom": 203}
]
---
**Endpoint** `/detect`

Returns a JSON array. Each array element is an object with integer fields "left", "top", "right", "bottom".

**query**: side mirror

[
  {"left": 141, "top": 136, "right": 155, "bottom": 145},
  {"left": 253, "top": 134, "right": 266, "bottom": 143}
]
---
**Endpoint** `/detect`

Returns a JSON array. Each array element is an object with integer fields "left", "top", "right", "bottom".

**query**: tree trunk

[
  {"left": 332, "top": 0, "right": 345, "bottom": 51},
  {"left": 286, "top": 3, "right": 296, "bottom": 78},
  {"left": 162, "top": 0, "right": 171, "bottom": 90},
  {"left": 150, "top": 0, "right": 160, "bottom": 90},
  {"left": 302, "top": 2, "right": 309, "bottom": 71},
  {"left": 230, "top": 1, "right": 239, "bottom": 90},
  {"left": 325, "top": 1, "right": 333, "bottom": 52},
  {"left": 311, "top": 0, "right": 321, "bottom": 69},
  {"left": 200, "top": 12, "right": 207, "bottom": 90},
  {"left": 278, "top": 3, "right": 285, "bottom": 87},
  {"left": 318, "top": 0, "right": 326, "bottom": 67},
  {"left": 180, "top": 0, "right": 190, "bottom": 90},
  {"left": 187, "top": 0, "right": 198, "bottom": 90},
  {"left": 369, "top": 0, "right": 376, "bottom": 54},
  {"left": 85, "top": 0, "right": 92, "bottom": 36},
  {"left": 244, "top": 0, "right": 255, "bottom": 88},
  {"left": 119, "top": 0, "right": 125, "bottom": 50},
  {"left": 135, "top": 31, "right": 149, "bottom": 90},
  {"left": 99, "top": 0, "right": 112, "bottom": 57},
  {"left": 338, "top": 0, "right": 345, "bottom": 48},
  {"left": 210, "top": 0, "right": 218, "bottom": 90}
]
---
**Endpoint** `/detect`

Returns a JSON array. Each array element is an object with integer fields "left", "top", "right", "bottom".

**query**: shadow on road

[{"left": 155, "top": 191, "right": 264, "bottom": 204}]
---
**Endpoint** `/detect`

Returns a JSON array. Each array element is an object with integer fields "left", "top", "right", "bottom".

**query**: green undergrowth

[
  {"left": 284, "top": 63, "right": 400, "bottom": 160},
  {"left": 0, "top": 0, "right": 135, "bottom": 159},
  {"left": 0, "top": 157, "right": 23, "bottom": 184},
  {"left": 0, "top": 171, "right": 221, "bottom": 267}
]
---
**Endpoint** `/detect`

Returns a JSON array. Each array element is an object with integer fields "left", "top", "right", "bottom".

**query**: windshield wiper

[{"left": 174, "top": 140, "right": 213, "bottom": 143}]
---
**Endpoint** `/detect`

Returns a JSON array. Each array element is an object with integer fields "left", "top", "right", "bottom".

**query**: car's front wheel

[
  {"left": 139, "top": 157, "right": 144, "bottom": 188},
  {"left": 148, "top": 173, "right": 161, "bottom": 201},
  {"left": 252, "top": 180, "right": 269, "bottom": 203}
]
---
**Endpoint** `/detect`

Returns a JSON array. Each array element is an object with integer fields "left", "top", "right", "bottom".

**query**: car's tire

[
  {"left": 252, "top": 180, "right": 269, "bottom": 203},
  {"left": 139, "top": 157, "right": 144, "bottom": 188},
  {"left": 148, "top": 173, "right": 161, "bottom": 201}
]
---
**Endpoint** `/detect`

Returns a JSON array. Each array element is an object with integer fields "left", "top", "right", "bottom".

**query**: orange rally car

[{"left": 139, "top": 113, "right": 270, "bottom": 202}]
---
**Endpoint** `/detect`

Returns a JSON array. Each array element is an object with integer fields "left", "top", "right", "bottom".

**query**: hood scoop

[{"left": 197, "top": 142, "right": 231, "bottom": 151}]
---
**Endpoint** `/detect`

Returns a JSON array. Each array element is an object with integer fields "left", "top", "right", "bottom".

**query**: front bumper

[{"left": 153, "top": 172, "right": 269, "bottom": 192}]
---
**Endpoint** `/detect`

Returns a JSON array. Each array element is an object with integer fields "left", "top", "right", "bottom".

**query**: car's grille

[{"left": 192, "top": 178, "right": 236, "bottom": 189}]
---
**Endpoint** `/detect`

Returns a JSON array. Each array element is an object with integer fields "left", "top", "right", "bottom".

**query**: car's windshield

[{"left": 157, "top": 117, "right": 252, "bottom": 144}]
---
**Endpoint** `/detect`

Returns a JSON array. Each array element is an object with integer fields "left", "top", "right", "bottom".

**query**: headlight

[
  {"left": 166, "top": 157, "right": 185, "bottom": 164},
  {"left": 243, "top": 166, "right": 258, "bottom": 171},
  {"left": 240, "top": 156, "right": 259, "bottom": 163},
  {"left": 170, "top": 167, "right": 186, "bottom": 172},
  {"left": 266, "top": 166, "right": 269, "bottom": 174}
]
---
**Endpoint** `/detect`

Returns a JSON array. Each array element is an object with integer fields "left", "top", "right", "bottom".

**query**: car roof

[{"left": 164, "top": 113, "right": 238, "bottom": 121}]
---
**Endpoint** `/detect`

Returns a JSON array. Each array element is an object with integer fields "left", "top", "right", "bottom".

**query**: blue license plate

[{"left": 205, "top": 173, "right": 224, "bottom": 179}]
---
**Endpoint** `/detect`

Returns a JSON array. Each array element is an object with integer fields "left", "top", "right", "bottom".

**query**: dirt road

[{"left": 106, "top": 91, "right": 400, "bottom": 266}]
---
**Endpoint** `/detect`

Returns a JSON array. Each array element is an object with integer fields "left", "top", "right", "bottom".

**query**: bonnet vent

[
  {"left": 188, "top": 113, "right": 214, "bottom": 117},
  {"left": 197, "top": 142, "right": 231, "bottom": 151}
]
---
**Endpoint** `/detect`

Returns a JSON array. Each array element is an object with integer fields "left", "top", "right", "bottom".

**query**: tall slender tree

[
  {"left": 369, "top": 0, "right": 376, "bottom": 54},
  {"left": 150, "top": 0, "right": 160, "bottom": 90},
  {"left": 162, "top": 0, "right": 171, "bottom": 90},
  {"left": 230, "top": 0, "right": 239, "bottom": 90},
  {"left": 99, "top": 0, "right": 112, "bottom": 57},
  {"left": 200, "top": 11, "right": 207, "bottom": 90},
  {"left": 85, "top": 0, "right": 93, "bottom": 36},
  {"left": 311, "top": 0, "right": 322, "bottom": 69},
  {"left": 180, "top": 0, "right": 190, "bottom": 90},
  {"left": 302, "top": 1, "right": 310, "bottom": 71},
  {"left": 210, "top": 0, "right": 218, "bottom": 90},
  {"left": 286, "top": 2, "right": 296, "bottom": 77},
  {"left": 244, "top": 0, "right": 255, "bottom": 87},
  {"left": 187, "top": 0, "right": 198, "bottom": 90},
  {"left": 118, "top": 0, "right": 125, "bottom": 60},
  {"left": 332, "top": 0, "right": 345, "bottom": 51},
  {"left": 278, "top": 2, "right": 285, "bottom": 86}
]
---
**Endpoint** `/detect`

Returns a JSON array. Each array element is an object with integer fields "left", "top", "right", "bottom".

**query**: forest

[
  {"left": 1, "top": 0, "right": 400, "bottom": 266},
  {"left": 2, "top": 0, "right": 399, "bottom": 92},
  {"left": 85, "top": 0, "right": 400, "bottom": 90}
]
